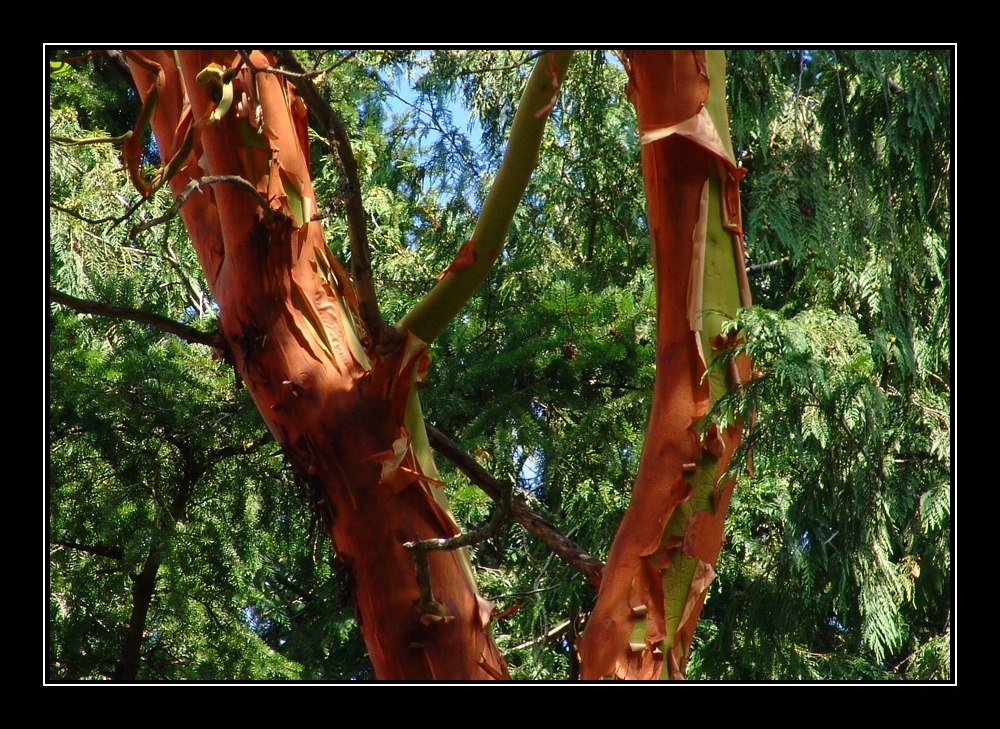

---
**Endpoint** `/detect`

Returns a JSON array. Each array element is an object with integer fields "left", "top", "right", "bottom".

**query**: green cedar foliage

[
  {"left": 693, "top": 49, "right": 951, "bottom": 680},
  {"left": 48, "top": 49, "right": 951, "bottom": 681}
]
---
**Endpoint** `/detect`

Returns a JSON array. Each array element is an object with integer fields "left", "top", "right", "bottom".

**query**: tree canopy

[{"left": 47, "top": 48, "right": 952, "bottom": 681}]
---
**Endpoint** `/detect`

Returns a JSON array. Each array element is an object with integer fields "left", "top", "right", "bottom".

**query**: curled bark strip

[
  {"left": 436, "top": 240, "right": 477, "bottom": 282},
  {"left": 534, "top": 52, "right": 562, "bottom": 120}
]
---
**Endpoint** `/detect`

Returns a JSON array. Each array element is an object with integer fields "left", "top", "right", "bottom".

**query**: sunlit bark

[
  {"left": 122, "top": 50, "right": 571, "bottom": 679},
  {"left": 579, "top": 50, "right": 752, "bottom": 680}
]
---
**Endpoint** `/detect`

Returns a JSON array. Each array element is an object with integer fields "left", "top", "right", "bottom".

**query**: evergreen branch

[
  {"left": 425, "top": 423, "right": 603, "bottom": 583},
  {"left": 398, "top": 51, "right": 574, "bottom": 344},
  {"left": 188, "top": 594, "right": 227, "bottom": 632},
  {"left": 830, "top": 51, "right": 854, "bottom": 176},
  {"left": 269, "top": 50, "right": 392, "bottom": 351},
  {"left": 928, "top": 157, "right": 950, "bottom": 215},
  {"left": 208, "top": 435, "right": 274, "bottom": 462},
  {"left": 166, "top": 430, "right": 273, "bottom": 467},
  {"left": 379, "top": 82, "right": 481, "bottom": 178},
  {"left": 129, "top": 175, "right": 276, "bottom": 236},
  {"left": 457, "top": 51, "right": 548, "bottom": 76},
  {"left": 52, "top": 50, "right": 105, "bottom": 65},
  {"left": 49, "top": 288, "right": 223, "bottom": 350},
  {"left": 268, "top": 569, "right": 314, "bottom": 602},
  {"left": 158, "top": 226, "right": 209, "bottom": 317}
]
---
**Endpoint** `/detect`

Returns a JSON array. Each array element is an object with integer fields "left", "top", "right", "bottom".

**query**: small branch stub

[{"left": 404, "top": 473, "right": 513, "bottom": 611}]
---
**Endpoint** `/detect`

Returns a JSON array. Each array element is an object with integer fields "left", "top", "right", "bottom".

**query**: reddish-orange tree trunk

[
  {"left": 578, "top": 50, "right": 752, "bottom": 680},
  {"left": 125, "top": 50, "right": 513, "bottom": 680}
]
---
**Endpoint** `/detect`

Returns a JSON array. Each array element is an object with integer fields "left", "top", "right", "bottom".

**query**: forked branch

[
  {"left": 425, "top": 424, "right": 603, "bottom": 584},
  {"left": 397, "top": 51, "right": 573, "bottom": 343}
]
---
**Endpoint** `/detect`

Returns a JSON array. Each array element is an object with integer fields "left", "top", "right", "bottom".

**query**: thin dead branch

[
  {"left": 242, "top": 50, "right": 357, "bottom": 79},
  {"left": 129, "top": 175, "right": 276, "bottom": 236},
  {"left": 52, "top": 540, "right": 124, "bottom": 560},
  {"left": 747, "top": 256, "right": 790, "bottom": 274},
  {"left": 457, "top": 51, "right": 548, "bottom": 76},
  {"left": 49, "top": 288, "right": 223, "bottom": 349},
  {"left": 425, "top": 424, "right": 603, "bottom": 584},
  {"left": 404, "top": 468, "right": 513, "bottom": 609},
  {"left": 51, "top": 132, "right": 132, "bottom": 147},
  {"left": 50, "top": 199, "right": 144, "bottom": 227},
  {"left": 511, "top": 618, "right": 572, "bottom": 651}
]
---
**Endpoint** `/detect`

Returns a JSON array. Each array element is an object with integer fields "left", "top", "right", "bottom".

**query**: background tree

[{"left": 48, "top": 48, "right": 952, "bottom": 681}]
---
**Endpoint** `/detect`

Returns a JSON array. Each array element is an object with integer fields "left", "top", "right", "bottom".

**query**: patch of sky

[
  {"left": 380, "top": 54, "right": 486, "bottom": 210},
  {"left": 516, "top": 443, "right": 544, "bottom": 495}
]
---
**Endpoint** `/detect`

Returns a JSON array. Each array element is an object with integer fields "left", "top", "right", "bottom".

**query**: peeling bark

[
  {"left": 121, "top": 50, "right": 564, "bottom": 680},
  {"left": 578, "top": 50, "right": 753, "bottom": 680}
]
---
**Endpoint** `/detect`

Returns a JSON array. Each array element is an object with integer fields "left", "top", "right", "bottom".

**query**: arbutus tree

[
  {"left": 579, "top": 50, "right": 752, "bottom": 679},
  {"left": 119, "top": 48, "right": 748, "bottom": 681},
  {"left": 116, "top": 49, "right": 572, "bottom": 680},
  {"left": 52, "top": 47, "right": 745, "bottom": 681},
  {"left": 49, "top": 48, "right": 951, "bottom": 682}
]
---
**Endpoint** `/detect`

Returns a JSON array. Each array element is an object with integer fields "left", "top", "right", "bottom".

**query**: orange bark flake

[
  {"left": 125, "top": 50, "right": 507, "bottom": 680},
  {"left": 437, "top": 239, "right": 477, "bottom": 282},
  {"left": 578, "top": 50, "right": 752, "bottom": 680}
]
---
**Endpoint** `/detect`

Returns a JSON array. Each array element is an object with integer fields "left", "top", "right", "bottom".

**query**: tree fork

[
  {"left": 49, "top": 289, "right": 602, "bottom": 581},
  {"left": 124, "top": 49, "right": 569, "bottom": 680}
]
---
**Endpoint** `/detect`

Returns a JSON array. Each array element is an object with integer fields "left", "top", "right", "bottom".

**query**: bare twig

[
  {"left": 457, "top": 51, "right": 547, "bottom": 76},
  {"left": 270, "top": 50, "right": 392, "bottom": 351},
  {"left": 245, "top": 49, "right": 357, "bottom": 79},
  {"left": 129, "top": 175, "right": 275, "bottom": 236},
  {"left": 747, "top": 256, "right": 790, "bottom": 274},
  {"left": 49, "top": 288, "right": 223, "bottom": 350},
  {"left": 425, "top": 423, "right": 603, "bottom": 584},
  {"left": 511, "top": 618, "right": 572, "bottom": 651},
  {"left": 50, "top": 198, "right": 145, "bottom": 227}
]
